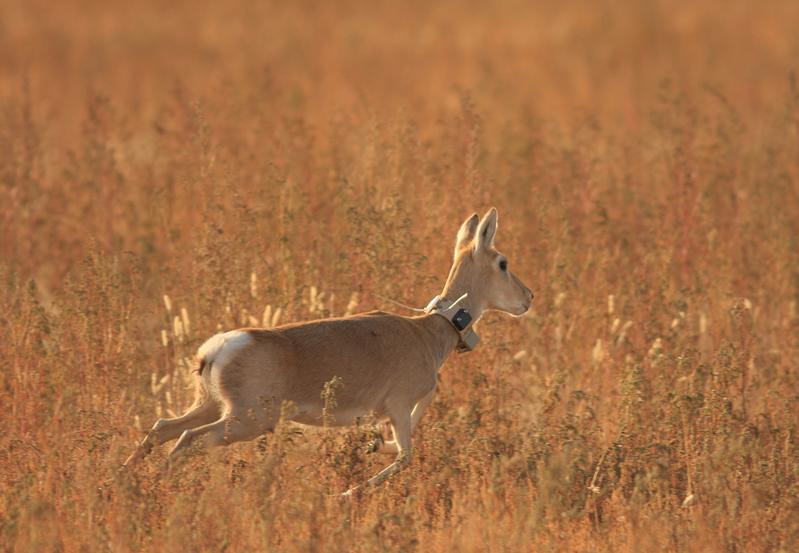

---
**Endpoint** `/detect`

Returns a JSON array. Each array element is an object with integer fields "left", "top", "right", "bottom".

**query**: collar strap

[{"left": 425, "top": 294, "right": 481, "bottom": 353}]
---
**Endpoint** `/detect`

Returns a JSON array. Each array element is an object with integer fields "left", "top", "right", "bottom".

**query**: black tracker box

[{"left": 451, "top": 309, "right": 472, "bottom": 331}]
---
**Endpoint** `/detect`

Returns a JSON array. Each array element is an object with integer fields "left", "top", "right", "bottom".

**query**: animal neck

[
  {"left": 417, "top": 312, "right": 462, "bottom": 365},
  {"left": 439, "top": 281, "right": 485, "bottom": 323},
  {"left": 414, "top": 261, "right": 488, "bottom": 362},
  {"left": 415, "top": 282, "right": 484, "bottom": 358}
]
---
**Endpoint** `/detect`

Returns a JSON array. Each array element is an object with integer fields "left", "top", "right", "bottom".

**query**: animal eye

[{"left": 499, "top": 260, "right": 507, "bottom": 271}]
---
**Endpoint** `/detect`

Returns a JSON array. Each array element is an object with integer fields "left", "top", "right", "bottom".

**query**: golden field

[{"left": 2, "top": 0, "right": 799, "bottom": 550}]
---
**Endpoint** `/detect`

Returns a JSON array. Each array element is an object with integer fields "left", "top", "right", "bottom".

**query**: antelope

[{"left": 124, "top": 208, "right": 533, "bottom": 495}]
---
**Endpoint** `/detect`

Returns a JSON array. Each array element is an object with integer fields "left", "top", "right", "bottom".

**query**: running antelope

[{"left": 124, "top": 208, "right": 533, "bottom": 495}]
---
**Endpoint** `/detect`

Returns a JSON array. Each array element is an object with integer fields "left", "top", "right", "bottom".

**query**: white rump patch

[{"left": 197, "top": 330, "right": 253, "bottom": 372}]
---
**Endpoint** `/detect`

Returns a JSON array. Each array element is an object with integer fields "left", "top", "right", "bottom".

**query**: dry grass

[{"left": 2, "top": 0, "right": 799, "bottom": 551}]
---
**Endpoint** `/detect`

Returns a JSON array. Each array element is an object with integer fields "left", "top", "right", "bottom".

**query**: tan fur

[{"left": 123, "top": 208, "right": 533, "bottom": 495}]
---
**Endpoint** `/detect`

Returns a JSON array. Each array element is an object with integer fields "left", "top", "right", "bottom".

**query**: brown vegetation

[{"left": 2, "top": 0, "right": 799, "bottom": 550}]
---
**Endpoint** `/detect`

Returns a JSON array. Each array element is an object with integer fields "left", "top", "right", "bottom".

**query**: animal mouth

[{"left": 509, "top": 302, "right": 531, "bottom": 317}]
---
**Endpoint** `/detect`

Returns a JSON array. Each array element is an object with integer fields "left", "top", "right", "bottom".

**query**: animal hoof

[
  {"left": 341, "top": 486, "right": 362, "bottom": 499},
  {"left": 364, "top": 435, "right": 384, "bottom": 454}
]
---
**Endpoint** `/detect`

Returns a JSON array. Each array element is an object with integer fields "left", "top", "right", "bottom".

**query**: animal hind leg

[
  {"left": 169, "top": 412, "right": 269, "bottom": 459},
  {"left": 123, "top": 399, "right": 220, "bottom": 466}
]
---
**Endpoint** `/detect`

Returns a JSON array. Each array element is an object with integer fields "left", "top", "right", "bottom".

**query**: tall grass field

[{"left": 2, "top": 1, "right": 799, "bottom": 550}]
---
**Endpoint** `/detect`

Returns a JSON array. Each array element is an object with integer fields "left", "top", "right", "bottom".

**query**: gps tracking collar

[{"left": 425, "top": 293, "right": 480, "bottom": 353}]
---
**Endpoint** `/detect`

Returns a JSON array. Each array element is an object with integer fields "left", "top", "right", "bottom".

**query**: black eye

[{"left": 499, "top": 260, "right": 507, "bottom": 271}]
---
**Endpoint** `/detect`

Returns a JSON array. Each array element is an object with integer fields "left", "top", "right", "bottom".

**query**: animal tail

[{"left": 196, "top": 357, "right": 208, "bottom": 376}]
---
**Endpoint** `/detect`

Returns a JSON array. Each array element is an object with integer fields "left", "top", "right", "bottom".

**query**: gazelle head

[{"left": 443, "top": 208, "right": 534, "bottom": 317}]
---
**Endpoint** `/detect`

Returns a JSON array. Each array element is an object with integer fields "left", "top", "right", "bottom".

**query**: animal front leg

[
  {"left": 365, "top": 421, "right": 393, "bottom": 453},
  {"left": 344, "top": 411, "right": 412, "bottom": 496},
  {"left": 370, "top": 387, "right": 435, "bottom": 455}
]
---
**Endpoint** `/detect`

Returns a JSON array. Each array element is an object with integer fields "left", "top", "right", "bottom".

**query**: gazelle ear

[
  {"left": 475, "top": 207, "right": 498, "bottom": 250},
  {"left": 454, "top": 213, "right": 479, "bottom": 259}
]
